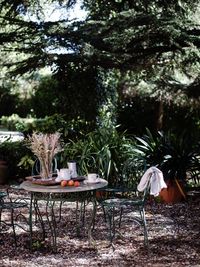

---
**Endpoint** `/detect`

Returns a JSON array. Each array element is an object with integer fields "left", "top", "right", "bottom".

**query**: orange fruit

[
  {"left": 61, "top": 180, "right": 68, "bottom": 187},
  {"left": 74, "top": 181, "right": 80, "bottom": 187},
  {"left": 67, "top": 180, "right": 75, "bottom": 186}
]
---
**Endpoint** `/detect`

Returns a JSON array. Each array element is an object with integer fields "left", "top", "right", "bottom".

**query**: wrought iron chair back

[{"left": 97, "top": 159, "right": 147, "bottom": 201}]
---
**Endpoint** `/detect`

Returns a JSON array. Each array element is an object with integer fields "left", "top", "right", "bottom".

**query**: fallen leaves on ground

[{"left": 0, "top": 186, "right": 199, "bottom": 267}]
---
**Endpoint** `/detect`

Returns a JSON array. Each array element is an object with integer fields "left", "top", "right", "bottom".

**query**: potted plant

[
  {"left": 158, "top": 132, "right": 200, "bottom": 203},
  {"left": 133, "top": 129, "right": 200, "bottom": 203}
]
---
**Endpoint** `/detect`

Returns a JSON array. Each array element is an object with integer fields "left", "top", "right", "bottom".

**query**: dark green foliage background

[{"left": 0, "top": 0, "right": 200, "bottom": 184}]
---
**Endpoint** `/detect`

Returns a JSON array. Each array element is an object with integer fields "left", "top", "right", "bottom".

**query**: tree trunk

[{"left": 155, "top": 101, "right": 164, "bottom": 131}]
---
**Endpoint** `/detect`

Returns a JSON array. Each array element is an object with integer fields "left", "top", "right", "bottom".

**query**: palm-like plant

[
  {"left": 133, "top": 129, "right": 200, "bottom": 185},
  {"left": 160, "top": 133, "right": 200, "bottom": 182},
  {"left": 133, "top": 129, "right": 167, "bottom": 168}
]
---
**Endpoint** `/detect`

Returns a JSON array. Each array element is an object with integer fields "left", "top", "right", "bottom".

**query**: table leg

[
  {"left": 88, "top": 190, "right": 97, "bottom": 247},
  {"left": 46, "top": 199, "right": 57, "bottom": 253},
  {"left": 34, "top": 199, "right": 46, "bottom": 241},
  {"left": 51, "top": 203, "right": 57, "bottom": 252},
  {"left": 29, "top": 193, "right": 33, "bottom": 250}
]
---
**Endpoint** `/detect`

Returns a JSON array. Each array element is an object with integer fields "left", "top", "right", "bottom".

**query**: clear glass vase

[{"left": 39, "top": 159, "right": 52, "bottom": 179}]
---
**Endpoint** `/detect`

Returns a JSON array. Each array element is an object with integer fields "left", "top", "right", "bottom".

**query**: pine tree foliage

[{"left": 0, "top": 0, "right": 200, "bottom": 101}]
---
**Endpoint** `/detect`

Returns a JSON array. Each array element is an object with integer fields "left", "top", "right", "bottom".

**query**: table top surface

[{"left": 20, "top": 179, "right": 108, "bottom": 193}]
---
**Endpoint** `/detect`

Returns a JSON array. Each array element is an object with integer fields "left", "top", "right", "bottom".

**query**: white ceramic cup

[{"left": 87, "top": 173, "right": 100, "bottom": 183}]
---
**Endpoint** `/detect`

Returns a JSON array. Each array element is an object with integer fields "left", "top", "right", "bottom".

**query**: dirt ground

[{"left": 0, "top": 186, "right": 199, "bottom": 267}]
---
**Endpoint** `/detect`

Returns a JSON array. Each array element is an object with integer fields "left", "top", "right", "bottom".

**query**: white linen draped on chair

[{"left": 137, "top": 166, "right": 167, "bottom": 196}]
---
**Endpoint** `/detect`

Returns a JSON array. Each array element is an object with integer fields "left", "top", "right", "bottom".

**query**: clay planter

[
  {"left": 96, "top": 190, "right": 107, "bottom": 200},
  {"left": 159, "top": 179, "right": 186, "bottom": 204},
  {"left": 0, "top": 160, "right": 8, "bottom": 185}
]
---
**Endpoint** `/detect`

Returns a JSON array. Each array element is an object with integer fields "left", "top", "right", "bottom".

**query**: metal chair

[
  {"left": 0, "top": 190, "right": 28, "bottom": 246},
  {"left": 96, "top": 159, "right": 147, "bottom": 223},
  {"left": 100, "top": 183, "right": 149, "bottom": 249},
  {"left": 100, "top": 166, "right": 165, "bottom": 249},
  {"left": 98, "top": 164, "right": 150, "bottom": 249}
]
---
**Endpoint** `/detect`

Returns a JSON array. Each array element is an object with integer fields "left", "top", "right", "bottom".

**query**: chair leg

[
  {"left": 105, "top": 206, "right": 116, "bottom": 245},
  {"left": 119, "top": 207, "right": 123, "bottom": 228},
  {"left": 10, "top": 208, "right": 17, "bottom": 246},
  {"left": 140, "top": 208, "right": 148, "bottom": 247},
  {"left": 102, "top": 204, "right": 107, "bottom": 223},
  {"left": 0, "top": 208, "right": 18, "bottom": 247}
]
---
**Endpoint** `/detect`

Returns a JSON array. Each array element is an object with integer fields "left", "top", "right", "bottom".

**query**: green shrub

[
  {"left": 60, "top": 127, "right": 137, "bottom": 186},
  {"left": 0, "top": 141, "right": 33, "bottom": 180},
  {"left": 0, "top": 114, "right": 95, "bottom": 142}
]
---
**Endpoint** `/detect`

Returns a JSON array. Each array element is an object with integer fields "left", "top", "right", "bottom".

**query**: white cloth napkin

[{"left": 137, "top": 166, "right": 167, "bottom": 196}]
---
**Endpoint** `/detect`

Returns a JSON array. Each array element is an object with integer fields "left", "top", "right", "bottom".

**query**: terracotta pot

[
  {"left": 0, "top": 160, "right": 8, "bottom": 185},
  {"left": 159, "top": 179, "right": 186, "bottom": 204},
  {"left": 96, "top": 190, "right": 107, "bottom": 200}
]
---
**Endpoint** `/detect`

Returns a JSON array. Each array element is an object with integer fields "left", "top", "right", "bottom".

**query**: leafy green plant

[
  {"left": 160, "top": 133, "right": 200, "bottom": 183},
  {"left": 0, "top": 141, "right": 33, "bottom": 179},
  {"left": 17, "top": 155, "right": 34, "bottom": 171},
  {"left": 133, "top": 129, "right": 167, "bottom": 168},
  {"left": 60, "top": 127, "right": 135, "bottom": 186},
  {"left": 133, "top": 129, "right": 200, "bottom": 185}
]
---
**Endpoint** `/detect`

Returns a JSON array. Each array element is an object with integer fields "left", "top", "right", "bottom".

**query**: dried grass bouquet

[{"left": 27, "top": 132, "right": 62, "bottom": 179}]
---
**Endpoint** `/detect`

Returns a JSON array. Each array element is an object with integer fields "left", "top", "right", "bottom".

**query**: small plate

[
  {"left": 83, "top": 179, "right": 101, "bottom": 185},
  {"left": 71, "top": 176, "right": 86, "bottom": 182}
]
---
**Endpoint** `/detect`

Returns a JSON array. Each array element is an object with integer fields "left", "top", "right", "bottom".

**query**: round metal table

[
  {"left": 21, "top": 179, "right": 108, "bottom": 193},
  {"left": 20, "top": 178, "right": 108, "bottom": 252}
]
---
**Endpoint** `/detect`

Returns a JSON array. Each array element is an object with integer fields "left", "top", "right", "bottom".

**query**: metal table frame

[{"left": 20, "top": 179, "right": 108, "bottom": 252}]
